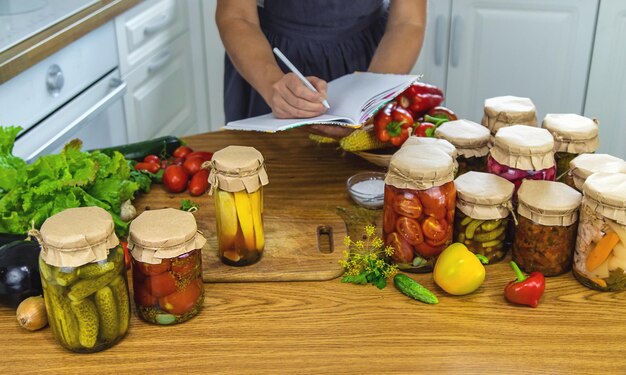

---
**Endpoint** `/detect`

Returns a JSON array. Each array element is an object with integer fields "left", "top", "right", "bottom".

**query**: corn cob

[
  {"left": 308, "top": 134, "right": 337, "bottom": 144},
  {"left": 339, "top": 129, "right": 390, "bottom": 152}
]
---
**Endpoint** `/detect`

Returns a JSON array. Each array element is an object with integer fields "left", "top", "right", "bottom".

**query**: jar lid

[
  {"left": 569, "top": 153, "right": 626, "bottom": 190},
  {"left": 454, "top": 172, "right": 515, "bottom": 220},
  {"left": 128, "top": 208, "right": 207, "bottom": 264},
  {"left": 435, "top": 119, "right": 490, "bottom": 158},
  {"left": 490, "top": 125, "right": 555, "bottom": 170},
  {"left": 582, "top": 172, "right": 626, "bottom": 225},
  {"left": 385, "top": 145, "right": 455, "bottom": 190},
  {"left": 481, "top": 96, "right": 538, "bottom": 135},
  {"left": 36, "top": 207, "right": 119, "bottom": 268},
  {"left": 401, "top": 136, "right": 458, "bottom": 158},
  {"left": 542, "top": 114, "right": 599, "bottom": 153},
  {"left": 208, "top": 146, "right": 269, "bottom": 193},
  {"left": 517, "top": 180, "right": 582, "bottom": 226}
]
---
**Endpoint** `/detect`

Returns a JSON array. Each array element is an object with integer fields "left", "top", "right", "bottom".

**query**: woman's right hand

[{"left": 268, "top": 73, "right": 329, "bottom": 119}]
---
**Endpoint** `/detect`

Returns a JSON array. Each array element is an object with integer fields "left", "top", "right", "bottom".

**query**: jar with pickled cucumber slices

[
  {"left": 128, "top": 208, "right": 206, "bottom": 325},
  {"left": 31, "top": 207, "right": 130, "bottom": 353},
  {"left": 574, "top": 173, "right": 626, "bottom": 291},
  {"left": 435, "top": 119, "right": 490, "bottom": 177},
  {"left": 453, "top": 172, "right": 515, "bottom": 263},
  {"left": 384, "top": 145, "right": 456, "bottom": 272},
  {"left": 513, "top": 180, "right": 582, "bottom": 276},
  {"left": 208, "top": 146, "right": 269, "bottom": 266}
]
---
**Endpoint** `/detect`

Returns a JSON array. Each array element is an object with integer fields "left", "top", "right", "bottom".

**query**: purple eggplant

[{"left": 0, "top": 240, "right": 42, "bottom": 308}]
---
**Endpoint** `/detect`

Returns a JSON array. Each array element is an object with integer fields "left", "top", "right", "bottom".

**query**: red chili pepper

[
  {"left": 374, "top": 102, "right": 413, "bottom": 146},
  {"left": 397, "top": 82, "right": 444, "bottom": 117},
  {"left": 504, "top": 261, "right": 545, "bottom": 308}
]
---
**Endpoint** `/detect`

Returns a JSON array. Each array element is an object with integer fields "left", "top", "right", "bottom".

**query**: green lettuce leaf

[{"left": 0, "top": 126, "right": 27, "bottom": 194}]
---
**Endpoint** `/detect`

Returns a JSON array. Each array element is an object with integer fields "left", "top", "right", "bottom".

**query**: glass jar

[
  {"left": 209, "top": 146, "right": 269, "bottom": 266},
  {"left": 487, "top": 125, "right": 556, "bottom": 195},
  {"left": 574, "top": 173, "right": 626, "bottom": 291},
  {"left": 513, "top": 180, "right": 582, "bottom": 276},
  {"left": 435, "top": 119, "right": 490, "bottom": 176},
  {"left": 401, "top": 137, "right": 458, "bottom": 176},
  {"left": 481, "top": 95, "right": 537, "bottom": 144},
  {"left": 128, "top": 208, "right": 206, "bottom": 325},
  {"left": 453, "top": 172, "right": 515, "bottom": 263},
  {"left": 541, "top": 113, "right": 599, "bottom": 183},
  {"left": 568, "top": 153, "right": 626, "bottom": 192},
  {"left": 34, "top": 207, "right": 129, "bottom": 353},
  {"left": 383, "top": 145, "right": 456, "bottom": 272}
]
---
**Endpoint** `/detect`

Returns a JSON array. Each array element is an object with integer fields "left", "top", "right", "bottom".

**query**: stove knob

[{"left": 46, "top": 64, "right": 65, "bottom": 97}]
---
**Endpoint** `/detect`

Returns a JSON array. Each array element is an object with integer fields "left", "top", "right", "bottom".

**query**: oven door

[{"left": 13, "top": 68, "right": 128, "bottom": 163}]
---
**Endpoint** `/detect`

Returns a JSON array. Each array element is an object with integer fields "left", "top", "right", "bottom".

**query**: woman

[{"left": 216, "top": 0, "right": 426, "bottom": 137}]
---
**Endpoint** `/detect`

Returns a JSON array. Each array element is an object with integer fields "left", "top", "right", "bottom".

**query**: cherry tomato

[
  {"left": 414, "top": 241, "right": 445, "bottom": 258},
  {"left": 183, "top": 156, "right": 206, "bottom": 176},
  {"left": 393, "top": 191, "right": 423, "bottom": 218},
  {"left": 144, "top": 154, "right": 160, "bottom": 164},
  {"left": 387, "top": 232, "right": 414, "bottom": 264},
  {"left": 159, "top": 279, "right": 202, "bottom": 315},
  {"left": 145, "top": 271, "right": 177, "bottom": 297},
  {"left": 383, "top": 207, "right": 398, "bottom": 235},
  {"left": 135, "top": 162, "right": 160, "bottom": 174},
  {"left": 185, "top": 151, "right": 213, "bottom": 161},
  {"left": 171, "top": 251, "right": 200, "bottom": 278},
  {"left": 422, "top": 217, "right": 448, "bottom": 241},
  {"left": 173, "top": 145, "right": 193, "bottom": 159},
  {"left": 134, "top": 282, "right": 158, "bottom": 306},
  {"left": 396, "top": 217, "right": 424, "bottom": 245},
  {"left": 163, "top": 165, "right": 189, "bottom": 193},
  {"left": 443, "top": 182, "right": 456, "bottom": 210},
  {"left": 417, "top": 188, "right": 446, "bottom": 219},
  {"left": 135, "top": 258, "right": 171, "bottom": 276},
  {"left": 426, "top": 224, "right": 453, "bottom": 247},
  {"left": 189, "top": 169, "right": 210, "bottom": 196}
]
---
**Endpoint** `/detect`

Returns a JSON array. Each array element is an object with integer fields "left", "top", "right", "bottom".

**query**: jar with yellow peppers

[
  {"left": 383, "top": 145, "right": 456, "bottom": 272},
  {"left": 481, "top": 95, "right": 537, "bottom": 145},
  {"left": 574, "top": 173, "right": 626, "bottom": 291},
  {"left": 209, "top": 146, "right": 269, "bottom": 266},
  {"left": 567, "top": 153, "right": 626, "bottom": 192},
  {"left": 453, "top": 172, "right": 515, "bottom": 263},
  {"left": 435, "top": 119, "right": 490, "bottom": 176},
  {"left": 541, "top": 113, "right": 599, "bottom": 185},
  {"left": 32, "top": 207, "right": 130, "bottom": 353}
]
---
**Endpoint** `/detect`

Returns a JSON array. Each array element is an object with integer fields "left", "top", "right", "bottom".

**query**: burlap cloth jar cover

[
  {"left": 386, "top": 145, "right": 455, "bottom": 190},
  {"left": 490, "top": 125, "right": 555, "bottom": 171},
  {"left": 481, "top": 95, "right": 538, "bottom": 142},
  {"left": 454, "top": 172, "right": 515, "bottom": 221},
  {"left": 435, "top": 119, "right": 491, "bottom": 159},
  {"left": 517, "top": 180, "right": 582, "bottom": 227},
  {"left": 569, "top": 154, "right": 626, "bottom": 191},
  {"left": 207, "top": 146, "right": 269, "bottom": 194},
  {"left": 542, "top": 113, "right": 599, "bottom": 154}
]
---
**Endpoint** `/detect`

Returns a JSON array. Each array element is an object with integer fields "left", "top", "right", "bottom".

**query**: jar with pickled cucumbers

[
  {"left": 487, "top": 125, "right": 556, "bottom": 195},
  {"left": 32, "top": 207, "right": 130, "bottom": 353},
  {"left": 481, "top": 95, "right": 537, "bottom": 144},
  {"left": 567, "top": 153, "right": 626, "bottom": 192},
  {"left": 513, "top": 180, "right": 582, "bottom": 276},
  {"left": 453, "top": 172, "right": 515, "bottom": 262},
  {"left": 383, "top": 145, "right": 456, "bottom": 272},
  {"left": 128, "top": 208, "right": 206, "bottom": 325},
  {"left": 574, "top": 173, "right": 626, "bottom": 291},
  {"left": 435, "top": 119, "right": 490, "bottom": 176},
  {"left": 209, "top": 146, "right": 269, "bottom": 266},
  {"left": 541, "top": 113, "right": 599, "bottom": 184}
]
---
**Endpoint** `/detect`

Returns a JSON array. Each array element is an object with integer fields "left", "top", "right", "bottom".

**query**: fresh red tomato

[
  {"left": 396, "top": 217, "right": 424, "bottom": 246},
  {"left": 387, "top": 232, "right": 414, "bottom": 264},
  {"left": 163, "top": 165, "right": 189, "bottom": 193},
  {"left": 134, "top": 162, "right": 160, "bottom": 174},
  {"left": 145, "top": 271, "right": 177, "bottom": 297},
  {"left": 183, "top": 157, "right": 205, "bottom": 176},
  {"left": 134, "top": 282, "right": 158, "bottom": 306},
  {"left": 144, "top": 154, "right": 160, "bottom": 164},
  {"left": 185, "top": 151, "right": 213, "bottom": 161},
  {"left": 417, "top": 188, "right": 446, "bottom": 219},
  {"left": 189, "top": 169, "right": 210, "bottom": 196},
  {"left": 393, "top": 191, "right": 423, "bottom": 218},
  {"left": 173, "top": 145, "right": 193, "bottom": 159},
  {"left": 414, "top": 241, "right": 444, "bottom": 258},
  {"left": 159, "top": 279, "right": 202, "bottom": 315},
  {"left": 135, "top": 258, "right": 171, "bottom": 276}
]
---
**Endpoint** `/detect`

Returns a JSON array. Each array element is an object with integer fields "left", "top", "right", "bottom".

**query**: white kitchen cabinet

[{"left": 584, "top": 0, "right": 626, "bottom": 159}]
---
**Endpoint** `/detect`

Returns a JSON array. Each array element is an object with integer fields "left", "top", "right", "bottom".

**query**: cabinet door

[
  {"left": 411, "top": 0, "right": 451, "bottom": 89},
  {"left": 584, "top": 0, "right": 626, "bottom": 159},
  {"left": 445, "top": 0, "right": 598, "bottom": 123}
]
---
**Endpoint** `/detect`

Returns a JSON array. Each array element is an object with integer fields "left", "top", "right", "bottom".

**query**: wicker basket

[{"left": 353, "top": 149, "right": 396, "bottom": 168}]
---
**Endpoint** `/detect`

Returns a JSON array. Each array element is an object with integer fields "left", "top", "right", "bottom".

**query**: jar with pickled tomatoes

[
  {"left": 574, "top": 173, "right": 626, "bottom": 291},
  {"left": 402, "top": 136, "right": 458, "bottom": 176},
  {"left": 487, "top": 125, "right": 556, "bottom": 196},
  {"left": 435, "top": 119, "right": 490, "bottom": 177},
  {"left": 128, "top": 208, "right": 206, "bottom": 325},
  {"left": 209, "top": 146, "right": 268, "bottom": 266},
  {"left": 453, "top": 172, "right": 515, "bottom": 263},
  {"left": 383, "top": 145, "right": 456, "bottom": 272},
  {"left": 481, "top": 95, "right": 537, "bottom": 144},
  {"left": 567, "top": 154, "right": 626, "bottom": 192}
]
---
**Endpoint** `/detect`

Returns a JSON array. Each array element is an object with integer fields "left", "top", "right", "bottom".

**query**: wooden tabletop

[{"left": 1, "top": 128, "right": 626, "bottom": 374}]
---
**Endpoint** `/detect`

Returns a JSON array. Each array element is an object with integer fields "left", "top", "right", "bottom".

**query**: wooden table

[{"left": 1, "top": 129, "right": 625, "bottom": 374}]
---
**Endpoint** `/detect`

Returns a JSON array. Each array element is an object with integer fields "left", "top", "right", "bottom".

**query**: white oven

[{"left": 0, "top": 21, "right": 127, "bottom": 163}]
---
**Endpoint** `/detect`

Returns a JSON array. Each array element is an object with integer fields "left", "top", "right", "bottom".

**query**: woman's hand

[
  {"left": 308, "top": 125, "right": 355, "bottom": 139},
  {"left": 268, "top": 73, "right": 329, "bottom": 119}
]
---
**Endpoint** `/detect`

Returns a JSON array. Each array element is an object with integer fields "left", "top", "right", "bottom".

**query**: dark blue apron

[{"left": 223, "top": 0, "right": 388, "bottom": 122}]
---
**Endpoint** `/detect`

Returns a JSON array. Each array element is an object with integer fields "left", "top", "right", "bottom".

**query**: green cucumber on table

[
  {"left": 394, "top": 274, "right": 439, "bottom": 304},
  {"left": 91, "top": 136, "right": 183, "bottom": 161}
]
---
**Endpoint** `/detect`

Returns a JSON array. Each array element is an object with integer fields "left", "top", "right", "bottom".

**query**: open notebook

[{"left": 224, "top": 72, "right": 420, "bottom": 132}]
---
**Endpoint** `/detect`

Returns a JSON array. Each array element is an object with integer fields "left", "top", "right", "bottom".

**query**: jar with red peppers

[
  {"left": 383, "top": 144, "right": 456, "bottom": 272},
  {"left": 513, "top": 180, "right": 582, "bottom": 276},
  {"left": 574, "top": 173, "right": 626, "bottom": 291},
  {"left": 129, "top": 208, "right": 206, "bottom": 325},
  {"left": 487, "top": 125, "right": 556, "bottom": 196},
  {"left": 454, "top": 172, "right": 515, "bottom": 263},
  {"left": 435, "top": 119, "right": 490, "bottom": 176},
  {"left": 481, "top": 95, "right": 537, "bottom": 144},
  {"left": 541, "top": 113, "right": 599, "bottom": 185},
  {"left": 567, "top": 153, "right": 626, "bottom": 192}
]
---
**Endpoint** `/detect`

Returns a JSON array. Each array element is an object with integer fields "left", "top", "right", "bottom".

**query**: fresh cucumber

[
  {"left": 394, "top": 274, "right": 439, "bottom": 304},
  {"left": 90, "top": 136, "right": 183, "bottom": 161}
]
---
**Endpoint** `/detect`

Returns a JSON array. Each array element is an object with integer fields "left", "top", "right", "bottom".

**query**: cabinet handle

[
  {"left": 147, "top": 49, "right": 173, "bottom": 74},
  {"left": 143, "top": 13, "right": 173, "bottom": 36},
  {"left": 434, "top": 15, "right": 445, "bottom": 66},
  {"left": 450, "top": 15, "right": 462, "bottom": 68}
]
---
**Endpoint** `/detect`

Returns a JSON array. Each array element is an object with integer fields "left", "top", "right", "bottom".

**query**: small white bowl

[{"left": 347, "top": 172, "right": 385, "bottom": 209}]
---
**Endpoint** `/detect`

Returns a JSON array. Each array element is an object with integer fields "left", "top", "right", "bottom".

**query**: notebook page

[{"left": 223, "top": 113, "right": 356, "bottom": 132}]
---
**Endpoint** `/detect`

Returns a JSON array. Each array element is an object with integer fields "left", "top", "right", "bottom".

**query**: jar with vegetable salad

[
  {"left": 209, "top": 146, "right": 268, "bottom": 266},
  {"left": 454, "top": 172, "right": 515, "bottom": 263},
  {"left": 383, "top": 145, "right": 456, "bottom": 272},
  {"left": 573, "top": 173, "right": 626, "bottom": 291},
  {"left": 567, "top": 153, "right": 626, "bottom": 192},
  {"left": 542, "top": 113, "right": 599, "bottom": 185},
  {"left": 513, "top": 180, "right": 582, "bottom": 276},
  {"left": 487, "top": 125, "right": 556, "bottom": 196},
  {"left": 481, "top": 95, "right": 537, "bottom": 144},
  {"left": 128, "top": 208, "right": 206, "bottom": 325},
  {"left": 435, "top": 119, "right": 490, "bottom": 176},
  {"left": 31, "top": 207, "right": 130, "bottom": 353}
]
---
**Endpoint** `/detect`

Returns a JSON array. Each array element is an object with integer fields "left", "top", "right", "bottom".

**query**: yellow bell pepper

[{"left": 433, "top": 243, "right": 485, "bottom": 295}]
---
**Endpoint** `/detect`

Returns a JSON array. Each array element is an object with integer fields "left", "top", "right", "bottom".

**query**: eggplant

[{"left": 0, "top": 240, "right": 42, "bottom": 308}]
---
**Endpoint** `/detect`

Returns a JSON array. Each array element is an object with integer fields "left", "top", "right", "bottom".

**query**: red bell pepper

[
  {"left": 413, "top": 122, "right": 436, "bottom": 137},
  {"left": 504, "top": 261, "right": 545, "bottom": 308},
  {"left": 374, "top": 102, "right": 414, "bottom": 147},
  {"left": 427, "top": 106, "right": 458, "bottom": 122},
  {"left": 397, "top": 82, "right": 445, "bottom": 117}
]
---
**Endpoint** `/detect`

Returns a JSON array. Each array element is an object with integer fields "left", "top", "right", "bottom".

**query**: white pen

[{"left": 272, "top": 47, "right": 331, "bottom": 109}]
